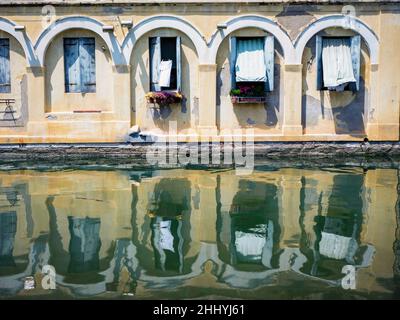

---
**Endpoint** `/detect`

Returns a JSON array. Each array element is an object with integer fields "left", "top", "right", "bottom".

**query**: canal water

[{"left": 0, "top": 166, "right": 399, "bottom": 299}]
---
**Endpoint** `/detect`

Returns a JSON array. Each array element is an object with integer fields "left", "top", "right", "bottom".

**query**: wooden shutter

[
  {"left": 149, "top": 37, "right": 161, "bottom": 92},
  {"left": 64, "top": 38, "right": 80, "bottom": 93},
  {"left": 79, "top": 38, "right": 96, "bottom": 93},
  {"left": 316, "top": 35, "right": 323, "bottom": 90},
  {"left": 229, "top": 36, "right": 237, "bottom": 90},
  {"left": 0, "top": 39, "right": 11, "bottom": 94},
  {"left": 264, "top": 35, "right": 274, "bottom": 92},
  {"left": 350, "top": 35, "right": 361, "bottom": 92},
  {"left": 176, "top": 36, "right": 182, "bottom": 92}
]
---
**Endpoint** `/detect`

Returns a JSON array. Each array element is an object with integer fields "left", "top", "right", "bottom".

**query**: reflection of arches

[
  {"left": 132, "top": 178, "right": 195, "bottom": 277},
  {"left": 35, "top": 16, "right": 125, "bottom": 66},
  {"left": 298, "top": 173, "right": 373, "bottom": 280},
  {"left": 122, "top": 15, "right": 207, "bottom": 64},
  {"left": 294, "top": 15, "right": 379, "bottom": 64},
  {"left": 208, "top": 15, "right": 295, "bottom": 64},
  {"left": 217, "top": 179, "right": 282, "bottom": 271},
  {"left": 0, "top": 17, "right": 37, "bottom": 66}
]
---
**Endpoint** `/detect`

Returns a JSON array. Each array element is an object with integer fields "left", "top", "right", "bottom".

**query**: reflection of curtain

[
  {"left": 68, "top": 217, "right": 101, "bottom": 273},
  {"left": 322, "top": 38, "right": 356, "bottom": 88},
  {"left": 151, "top": 217, "right": 182, "bottom": 273},
  {"left": 0, "top": 212, "right": 16, "bottom": 267},
  {"left": 235, "top": 38, "right": 266, "bottom": 82},
  {"left": 235, "top": 231, "right": 266, "bottom": 257},
  {"left": 319, "top": 232, "right": 351, "bottom": 260},
  {"left": 159, "top": 220, "right": 174, "bottom": 252}
]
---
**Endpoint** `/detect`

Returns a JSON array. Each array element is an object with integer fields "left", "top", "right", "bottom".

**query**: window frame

[
  {"left": 316, "top": 35, "right": 361, "bottom": 92},
  {"left": 63, "top": 37, "right": 96, "bottom": 94},
  {"left": 0, "top": 38, "right": 11, "bottom": 94},
  {"left": 149, "top": 36, "right": 182, "bottom": 93}
]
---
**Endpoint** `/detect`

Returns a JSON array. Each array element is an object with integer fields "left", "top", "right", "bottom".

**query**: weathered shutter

[
  {"left": 350, "top": 35, "right": 361, "bottom": 92},
  {"left": 149, "top": 37, "right": 161, "bottom": 92},
  {"left": 79, "top": 37, "right": 96, "bottom": 93},
  {"left": 176, "top": 36, "right": 182, "bottom": 92},
  {"left": 316, "top": 35, "right": 323, "bottom": 90},
  {"left": 0, "top": 39, "right": 11, "bottom": 93},
  {"left": 64, "top": 38, "right": 80, "bottom": 93},
  {"left": 264, "top": 35, "right": 274, "bottom": 92},
  {"left": 229, "top": 36, "right": 237, "bottom": 90}
]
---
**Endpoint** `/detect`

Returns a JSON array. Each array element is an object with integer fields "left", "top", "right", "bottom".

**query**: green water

[{"left": 0, "top": 166, "right": 399, "bottom": 299}]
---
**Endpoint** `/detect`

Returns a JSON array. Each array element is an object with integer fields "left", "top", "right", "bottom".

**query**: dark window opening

[{"left": 160, "top": 37, "right": 177, "bottom": 91}]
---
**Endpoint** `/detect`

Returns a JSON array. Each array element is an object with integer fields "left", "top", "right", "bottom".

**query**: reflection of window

[
  {"left": 149, "top": 37, "right": 181, "bottom": 91},
  {"left": 64, "top": 37, "right": 96, "bottom": 93},
  {"left": 0, "top": 39, "right": 11, "bottom": 93},
  {"left": 151, "top": 217, "right": 183, "bottom": 273},
  {"left": 230, "top": 36, "right": 274, "bottom": 92},
  {"left": 68, "top": 216, "right": 101, "bottom": 273},
  {"left": 316, "top": 36, "right": 361, "bottom": 92},
  {"left": 0, "top": 211, "right": 17, "bottom": 267}
]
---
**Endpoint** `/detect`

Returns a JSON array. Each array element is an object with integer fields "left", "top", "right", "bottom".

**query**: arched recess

[
  {"left": 297, "top": 15, "right": 379, "bottom": 136},
  {"left": 0, "top": 17, "right": 38, "bottom": 67},
  {"left": 294, "top": 15, "right": 379, "bottom": 64},
  {"left": 208, "top": 15, "right": 295, "bottom": 64},
  {"left": 121, "top": 15, "right": 207, "bottom": 64},
  {"left": 35, "top": 16, "right": 125, "bottom": 66}
]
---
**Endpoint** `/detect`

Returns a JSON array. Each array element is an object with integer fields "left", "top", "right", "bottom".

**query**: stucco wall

[
  {"left": 131, "top": 29, "right": 199, "bottom": 134},
  {"left": 301, "top": 28, "right": 370, "bottom": 136},
  {"left": 0, "top": 31, "right": 26, "bottom": 125},
  {"left": 45, "top": 29, "right": 114, "bottom": 113},
  {"left": 216, "top": 28, "right": 284, "bottom": 133},
  {"left": 0, "top": 2, "right": 398, "bottom": 142}
]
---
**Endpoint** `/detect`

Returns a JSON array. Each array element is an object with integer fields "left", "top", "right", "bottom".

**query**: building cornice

[{"left": 0, "top": 0, "right": 399, "bottom": 5}]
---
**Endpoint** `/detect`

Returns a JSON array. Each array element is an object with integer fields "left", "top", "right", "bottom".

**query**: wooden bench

[{"left": 0, "top": 99, "right": 17, "bottom": 123}]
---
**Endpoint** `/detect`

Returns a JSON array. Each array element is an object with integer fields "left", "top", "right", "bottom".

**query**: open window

[
  {"left": 0, "top": 38, "right": 11, "bottom": 94},
  {"left": 63, "top": 37, "right": 96, "bottom": 93},
  {"left": 316, "top": 35, "right": 361, "bottom": 92},
  {"left": 149, "top": 37, "right": 181, "bottom": 92},
  {"left": 229, "top": 36, "right": 274, "bottom": 103}
]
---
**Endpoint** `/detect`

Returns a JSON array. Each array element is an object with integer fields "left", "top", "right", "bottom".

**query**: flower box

[
  {"left": 231, "top": 96, "right": 266, "bottom": 104},
  {"left": 145, "top": 91, "right": 183, "bottom": 107}
]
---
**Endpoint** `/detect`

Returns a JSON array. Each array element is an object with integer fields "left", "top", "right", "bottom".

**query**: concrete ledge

[{"left": 0, "top": 142, "right": 399, "bottom": 166}]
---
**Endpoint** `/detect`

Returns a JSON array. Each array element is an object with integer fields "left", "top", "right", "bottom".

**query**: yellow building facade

[{"left": 0, "top": 0, "right": 399, "bottom": 143}]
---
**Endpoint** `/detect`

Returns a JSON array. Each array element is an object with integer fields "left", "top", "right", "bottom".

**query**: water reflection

[{"left": 0, "top": 168, "right": 398, "bottom": 299}]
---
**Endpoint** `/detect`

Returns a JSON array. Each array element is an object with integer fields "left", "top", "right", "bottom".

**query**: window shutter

[
  {"left": 79, "top": 38, "right": 96, "bottom": 93},
  {"left": 264, "top": 35, "right": 274, "bottom": 92},
  {"left": 0, "top": 39, "right": 11, "bottom": 94},
  {"left": 350, "top": 35, "right": 361, "bottom": 92},
  {"left": 176, "top": 36, "right": 182, "bottom": 92},
  {"left": 316, "top": 35, "right": 323, "bottom": 90},
  {"left": 229, "top": 36, "right": 237, "bottom": 90},
  {"left": 149, "top": 37, "right": 161, "bottom": 92},
  {"left": 64, "top": 38, "right": 80, "bottom": 93}
]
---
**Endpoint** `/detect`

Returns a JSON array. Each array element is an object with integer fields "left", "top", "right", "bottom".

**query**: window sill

[{"left": 231, "top": 96, "right": 266, "bottom": 104}]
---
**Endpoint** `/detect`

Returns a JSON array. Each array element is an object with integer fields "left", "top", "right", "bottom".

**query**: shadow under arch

[
  {"left": 208, "top": 15, "right": 295, "bottom": 64},
  {"left": 35, "top": 16, "right": 125, "bottom": 67},
  {"left": 0, "top": 17, "right": 38, "bottom": 66},
  {"left": 294, "top": 15, "right": 379, "bottom": 64},
  {"left": 122, "top": 15, "right": 207, "bottom": 64}
]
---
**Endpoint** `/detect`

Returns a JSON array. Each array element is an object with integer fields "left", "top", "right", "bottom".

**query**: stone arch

[
  {"left": 121, "top": 15, "right": 207, "bottom": 64},
  {"left": 35, "top": 16, "right": 125, "bottom": 66},
  {"left": 294, "top": 15, "right": 379, "bottom": 64},
  {"left": 0, "top": 17, "right": 38, "bottom": 66},
  {"left": 208, "top": 15, "right": 295, "bottom": 64}
]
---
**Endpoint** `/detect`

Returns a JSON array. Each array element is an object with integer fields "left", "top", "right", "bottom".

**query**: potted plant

[
  {"left": 230, "top": 83, "right": 266, "bottom": 104},
  {"left": 145, "top": 91, "right": 184, "bottom": 108}
]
